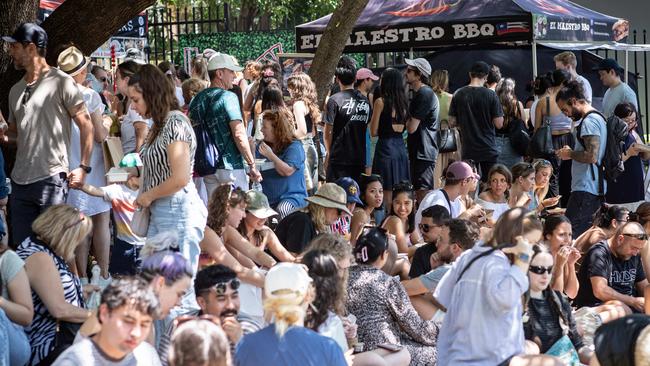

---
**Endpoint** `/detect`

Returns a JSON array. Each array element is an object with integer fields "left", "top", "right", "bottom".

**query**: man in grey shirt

[
  {"left": 53, "top": 278, "right": 161, "bottom": 366},
  {"left": 595, "top": 58, "right": 638, "bottom": 118},
  {"left": 554, "top": 51, "right": 593, "bottom": 104}
]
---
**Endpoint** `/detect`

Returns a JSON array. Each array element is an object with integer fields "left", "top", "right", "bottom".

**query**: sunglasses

[
  {"left": 22, "top": 85, "right": 34, "bottom": 105},
  {"left": 529, "top": 265, "right": 553, "bottom": 275},
  {"left": 622, "top": 233, "right": 649, "bottom": 241},
  {"left": 173, "top": 314, "right": 221, "bottom": 328},
  {"left": 213, "top": 278, "right": 240, "bottom": 296},
  {"left": 419, "top": 223, "right": 441, "bottom": 233}
]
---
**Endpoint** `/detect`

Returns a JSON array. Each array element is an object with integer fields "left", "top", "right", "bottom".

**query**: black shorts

[
  {"left": 326, "top": 163, "right": 363, "bottom": 185},
  {"left": 411, "top": 160, "right": 435, "bottom": 190}
]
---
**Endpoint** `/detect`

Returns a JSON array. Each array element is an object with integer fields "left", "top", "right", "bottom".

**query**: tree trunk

[
  {"left": 238, "top": 0, "right": 259, "bottom": 32},
  {"left": 40, "top": 0, "right": 156, "bottom": 66},
  {"left": 308, "top": 0, "right": 369, "bottom": 109},
  {"left": 0, "top": 0, "right": 39, "bottom": 118}
]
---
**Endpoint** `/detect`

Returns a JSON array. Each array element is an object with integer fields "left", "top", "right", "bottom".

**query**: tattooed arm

[{"left": 557, "top": 135, "right": 600, "bottom": 164}]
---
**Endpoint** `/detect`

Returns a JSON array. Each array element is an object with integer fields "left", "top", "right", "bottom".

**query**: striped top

[
  {"left": 16, "top": 236, "right": 85, "bottom": 365},
  {"left": 141, "top": 111, "right": 196, "bottom": 192}
]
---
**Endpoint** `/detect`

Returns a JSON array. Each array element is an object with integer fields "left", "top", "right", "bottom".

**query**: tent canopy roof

[{"left": 296, "top": 0, "right": 627, "bottom": 53}]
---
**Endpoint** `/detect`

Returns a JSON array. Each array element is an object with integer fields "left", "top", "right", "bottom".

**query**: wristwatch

[{"left": 79, "top": 164, "right": 92, "bottom": 174}]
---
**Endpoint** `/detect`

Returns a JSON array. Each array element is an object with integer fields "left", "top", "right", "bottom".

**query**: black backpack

[{"left": 576, "top": 110, "right": 628, "bottom": 196}]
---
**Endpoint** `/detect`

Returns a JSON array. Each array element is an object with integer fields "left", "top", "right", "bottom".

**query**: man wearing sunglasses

[
  {"left": 193, "top": 264, "right": 262, "bottom": 347},
  {"left": 409, "top": 205, "right": 451, "bottom": 278},
  {"left": 2, "top": 23, "right": 93, "bottom": 246},
  {"left": 574, "top": 221, "right": 649, "bottom": 313}
]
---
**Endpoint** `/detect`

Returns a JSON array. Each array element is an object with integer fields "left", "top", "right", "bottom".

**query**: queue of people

[{"left": 2, "top": 21, "right": 650, "bottom": 366}]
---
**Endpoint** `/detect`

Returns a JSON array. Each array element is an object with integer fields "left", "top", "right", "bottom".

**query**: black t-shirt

[
  {"left": 594, "top": 314, "right": 650, "bottom": 366},
  {"left": 407, "top": 85, "right": 440, "bottom": 162},
  {"left": 409, "top": 242, "right": 437, "bottom": 278},
  {"left": 523, "top": 291, "right": 584, "bottom": 353},
  {"left": 448, "top": 86, "right": 503, "bottom": 162},
  {"left": 274, "top": 211, "right": 317, "bottom": 254},
  {"left": 324, "top": 89, "right": 370, "bottom": 166},
  {"left": 574, "top": 241, "right": 646, "bottom": 308}
]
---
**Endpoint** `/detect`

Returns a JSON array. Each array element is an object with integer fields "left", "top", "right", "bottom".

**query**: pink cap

[
  {"left": 356, "top": 68, "right": 379, "bottom": 81},
  {"left": 445, "top": 162, "right": 480, "bottom": 181}
]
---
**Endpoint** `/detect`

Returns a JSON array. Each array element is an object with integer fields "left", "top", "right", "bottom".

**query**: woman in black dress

[{"left": 370, "top": 68, "right": 411, "bottom": 206}]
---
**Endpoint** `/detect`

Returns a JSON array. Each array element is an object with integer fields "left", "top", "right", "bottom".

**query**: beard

[{"left": 570, "top": 109, "right": 584, "bottom": 121}]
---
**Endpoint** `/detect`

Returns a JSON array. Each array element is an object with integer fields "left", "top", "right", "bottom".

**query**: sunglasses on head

[
  {"left": 173, "top": 314, "right": 221, "bottom": 328},
  {"left": 622, "top": 233, "right": 649, "bottom": 241},
  {"left": 529, "top": 265, "right": 553, "bottom": 275},
  {"left": 419, "top": 223, "right": 441, "bottom": 233},
  {"left": 200, "top": 278, "right": 241, "bottom": 296}
]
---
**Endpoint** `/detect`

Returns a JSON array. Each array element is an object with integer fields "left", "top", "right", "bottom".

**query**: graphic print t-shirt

[
  {"left": 324, "top": 89, "right": 370, "bottom": 166},
  {"left": 101, "top": 184, "right": 144, "bottom": 246}
]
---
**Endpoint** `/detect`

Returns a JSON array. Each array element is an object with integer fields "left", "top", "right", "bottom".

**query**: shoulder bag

[
  {"left": 437, "top": 119, "right": 458, "bottom": 153},
  {"left": 528, "top": 96, "right": 554, "bottom": 158}
]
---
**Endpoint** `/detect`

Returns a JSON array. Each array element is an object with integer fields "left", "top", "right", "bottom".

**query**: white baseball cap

[
  {"left": 405, "top": 58, "right": 432, "bottom": 77},
  {"left": 207, "top": 52, "right": 243, "bottom": 72},
  {"left": 264, "top": 263, "right": 312, "bottom": 298}
]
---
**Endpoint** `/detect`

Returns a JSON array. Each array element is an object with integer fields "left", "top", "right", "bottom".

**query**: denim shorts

[{"left": 148, "top": 182, "right": 207, "bottom": 311}]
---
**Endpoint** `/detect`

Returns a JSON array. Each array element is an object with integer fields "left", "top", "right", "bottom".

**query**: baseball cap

[
  {"left": 404, "top": 58, "right": 432, "bottom": 77},
  {"left": 207, "top": 52, "right": 243, "bottom": 72},
  {"left": 356, "top": 68, "right": 379, "bottom": 81},
  {"left": 335, "top": 177, "right": 363, "bottom": 205},
  {"left": 445, "top": 161, "right": 480, "bottom": 181},
  {"left": 354, "top": 227, "right": 389, "bottom": 264},
  {"left": 245, "top": 190, "right": 278, "bottom": 219},
  {"left": 470, "top": 61, "right": 490, "bottom": 76},
  {"left": 593, "top": 58, "right": 623, "bottom": 73},
  {"left": 264, "top": 263, "right": 312, "bottom": 298},
  {"left": 125, "top": 48, "right": 147, "bottom": 65},
  {"left": 3, "top": 23, "right": 47, "bottom": 49}
]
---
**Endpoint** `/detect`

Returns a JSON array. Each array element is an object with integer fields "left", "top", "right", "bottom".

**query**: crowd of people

[{"left": 1, "top": 21, "right": 650, "bottom": 366}]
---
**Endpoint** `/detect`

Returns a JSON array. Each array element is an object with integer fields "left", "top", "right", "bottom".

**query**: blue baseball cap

[
  {"left": 335, "top": 177, "right": 363, "bottom": 205},
  {"left": 2, "top": 23, "right": 48, "bottom": 49}
]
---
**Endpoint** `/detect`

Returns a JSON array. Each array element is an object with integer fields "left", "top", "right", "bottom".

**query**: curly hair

[
  {"left": 496, "top": 78, "right": 520, "bottom": 128},
  {"left": 287, "top": 73, "right": 321, "bottom": 124},
  {"left": 127, "top": 64, "right": 179, "bottom": 142},
  {"left": 302, "top": 250, "right": 344, "bottom": 331},
  {"left": 206, "top": 185, "right": 248, "bottom": 235},
  {"left": 262, "top": 109, "right": 296, "bottom": 154}
]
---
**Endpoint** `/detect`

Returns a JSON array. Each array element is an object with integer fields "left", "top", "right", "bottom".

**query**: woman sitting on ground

[
  {"left": 508, "top": 162, "right": 538, "bottom": 211},
  {"left": 238, "top": 190, "right": 295, "bottom": 263},
  {"left": 574, "top": 204, "right": 628, "bottom": 253},
  {"left": 275, "top": 183, "right": 350, "bottom": 255},
  {"left": 257, "top": 109, "right": 308, "bottom": 219},
  {"left": 382, "top": 181, "right": 421, "bottom": 256},
  {"left": 200, "top": 185, "right": 275, "bottom": 288},
  {"left": 347, "top": 227, "right": 438, "bottom": 366},
  {"left": 532, "top": 159, "right": 562, "bottom": 213},
  {"left": 477, "top": 164, "right": 512, "bottom": 223},
  {"left": 16, "top": 205, "right": 94, "bottom": 365},
  {"left": 523, "top": 244, "right": 593, "bottom": 364},
  {"left": 542, "top": 215, "right": 580, "bottom": 299},
  {"left": 349, "top": 174, "right": 385, "bottom": 246}
]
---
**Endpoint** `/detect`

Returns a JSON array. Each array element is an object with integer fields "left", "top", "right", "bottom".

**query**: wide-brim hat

[
  {"left": 305, "top": 183, "right": 352, "bottom": 215},
  {"left": 245, "top": 190, "right": 278, "bottom": 219},
  {"left": 57, "top": 46, "right": 89, "bottom": 76}
]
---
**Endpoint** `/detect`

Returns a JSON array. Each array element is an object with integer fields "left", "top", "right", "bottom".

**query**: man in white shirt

[
  {"left": 554, "top": 51, "right": 593, "bottom": 104},
  {"left": 415, "top": 161, "right": 482, "bottom": 232},
  {"left": 53, "top": 278, "right": 161, "bottom": 365}
]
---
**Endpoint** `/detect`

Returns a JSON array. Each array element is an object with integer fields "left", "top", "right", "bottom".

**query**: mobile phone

[{"left": 377, "top": 343, "right": 403, "bottom": 352}]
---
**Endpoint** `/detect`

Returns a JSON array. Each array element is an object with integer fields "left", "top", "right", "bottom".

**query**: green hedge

[{"left": 178, "top": 30, "right": 365, "bottom": 66}]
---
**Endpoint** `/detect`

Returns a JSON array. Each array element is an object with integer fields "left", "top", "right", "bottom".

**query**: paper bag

[{"left": 102, "top": 137, "right": 124, "bottom": 172}]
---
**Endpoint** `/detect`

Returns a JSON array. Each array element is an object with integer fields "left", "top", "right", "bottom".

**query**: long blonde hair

[
  {"left": 430, "top": 69, "right": 449, "bottom": 94},
  {"left": 32, "top": 204, "right": 93, "bottom": 261},
  {"left": 307, "top": 203, "right": 330, "bottom": 233},
  {"left": 287, "top": 73, "right": 321, "bottom": 124},
  {"left": 263, "top": 290, "right": 309, "bottom": 337}
]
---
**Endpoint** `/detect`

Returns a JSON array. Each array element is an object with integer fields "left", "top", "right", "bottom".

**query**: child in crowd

[{"left": 75, "top": 158, "right": 144, "bottom": 276}]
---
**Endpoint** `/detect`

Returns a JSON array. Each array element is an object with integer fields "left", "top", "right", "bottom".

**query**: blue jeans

[
  {"left": 0, "top": 308, "right": 30, "bottom": 366},
  {"left": 148, "top": 182, "right": 207, "bottom": 310}
]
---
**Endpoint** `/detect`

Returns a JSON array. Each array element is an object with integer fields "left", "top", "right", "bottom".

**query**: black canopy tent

[
  {"left": 296, "top": 0, "right": 629, "bottom": 79},
  {"left": 296, "top": 0, "right": 627, "bottom": 53}
]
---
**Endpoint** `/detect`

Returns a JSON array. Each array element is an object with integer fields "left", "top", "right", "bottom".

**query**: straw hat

[
  {"left": 57, "top": 46, "right": 89, "bottom": 76},
  {"left": 305, "top": 183, "right": 352, "bottom": 215}
]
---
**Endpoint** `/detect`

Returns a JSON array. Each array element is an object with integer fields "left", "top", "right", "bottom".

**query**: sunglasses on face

[
  {"left": 529, "top": 265, "right": 553, "bottom": 275},
  {"left": 419, "top": 223, "right": 441, "bottom": 233},
  {"left": 622, "top": 233, "right": 649, "bottom": 241}
]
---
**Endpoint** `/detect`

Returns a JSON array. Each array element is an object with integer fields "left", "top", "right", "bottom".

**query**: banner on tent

[
  {"left": 532, "top": 14, "right": 628, "bottom": 42},
  {"left": 297, "top": 19, "right": 532, "bottom": 52}
]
